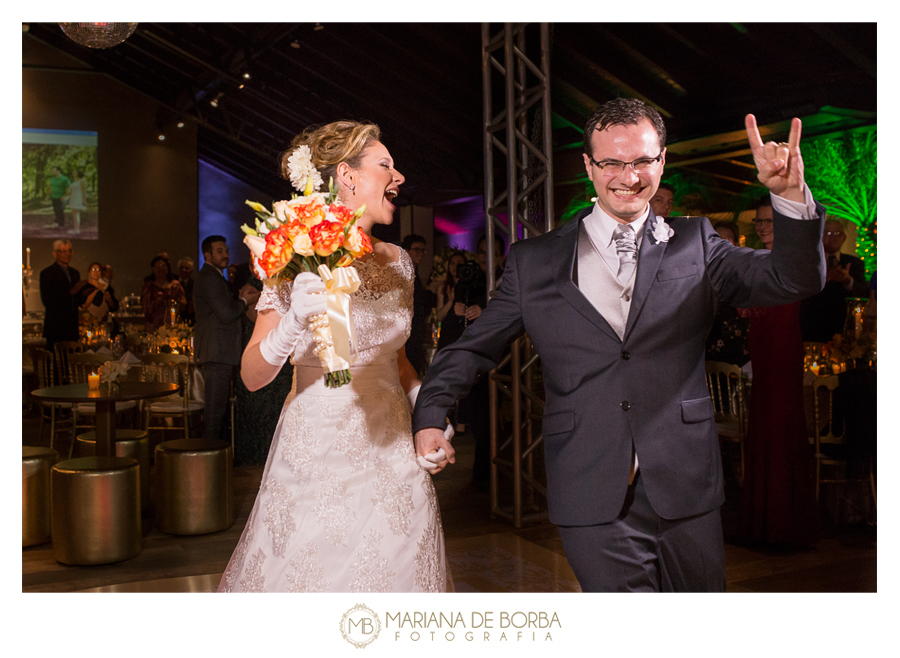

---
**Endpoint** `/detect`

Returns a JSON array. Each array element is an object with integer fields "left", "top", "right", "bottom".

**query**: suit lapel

[
  {"left": 623, "top": 211, "right": 667, "bottom": 340},
  {"left": 552, "top": 212, "right": 620, "bottom": 342}
]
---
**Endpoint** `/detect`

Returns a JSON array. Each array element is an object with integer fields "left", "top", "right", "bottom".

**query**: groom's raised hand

[
  {"left": 415, "top": 427, "right": 455, "bottom": 474},
  {"left": 745, "top": 114, "right": 805, "bottom": 204}
]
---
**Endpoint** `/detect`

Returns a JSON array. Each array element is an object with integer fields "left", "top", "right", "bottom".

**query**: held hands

[
  {"left": 415, "top": 427, "right": 455, "bottom": 474},
  {"left": 406, "top": 385, "right": 456, "bottom": 474},
  {"left": 745, "top": 114, "right": 805, "bottom": 203}
]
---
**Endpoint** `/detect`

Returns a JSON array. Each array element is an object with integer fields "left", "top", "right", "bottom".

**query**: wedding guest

[
  {"left": 738, "top": 196, "right": 818, "bottom": 547},
  {"left": 706, "top": 221, "right": 750, "bottom": 366},
  {"left": 39, "top": 239, "right": 79, "bottom": 352},
  {"left": 799, "top": 218, "right": 869, "bottom": 342},
  {"left": 649, "top": 182, "right": 675, "bottom": 217},
  {"left": 194, "top": 236, "right": 259, "bottom": 442},
  {"left": 72, "top": 261, "right": 117, "bottom": 325},
  {"left": 232, "top": 275, "right": 293, "bottom": 466},
  {"left": 177, "top": 256, "right": 196, "bottom": 324},
  {"left": 140, "top": 255, "right": 186, "bottom": 331},
  {"left": 402, "top": 234, "right": 436, "bottom": 377}
]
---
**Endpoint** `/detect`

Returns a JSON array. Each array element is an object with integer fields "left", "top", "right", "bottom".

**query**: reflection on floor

[{"left": 21, "top": 415, "right": 875, "bottom": 594}]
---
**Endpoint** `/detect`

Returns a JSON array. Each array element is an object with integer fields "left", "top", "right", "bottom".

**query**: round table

[{"left": 31, "top": 381, "right": 179, "bottom": 457}]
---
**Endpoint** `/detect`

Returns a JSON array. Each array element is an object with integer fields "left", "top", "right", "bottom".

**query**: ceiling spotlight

[
  {"left": 176, "top": 121, "right": 185, "bottom": 128},
  {"left": 238, "top": 84, "right": 245, "bottom": 89},
  {"left": 243, "top": 72, "right": 251, "bottom": 79},
  {"left": 158, "top": 134, "right": 166, "bottom": 141},
  {"left": 210, "top": 91, "right": 225, "bottom": 108},
  {"left": 314, "top": 23, "right": 324, "bottom": 31},
  {"left": 290, "top": 40, "right": 300, "bottom": 49}
]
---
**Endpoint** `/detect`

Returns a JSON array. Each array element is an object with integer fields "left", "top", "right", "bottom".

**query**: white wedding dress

[{"left": 218, "top": 249, "right": 449, "bottom": 592}]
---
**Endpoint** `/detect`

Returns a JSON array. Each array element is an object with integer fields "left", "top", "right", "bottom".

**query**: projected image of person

[
  {"left": 47, "top": 166, "right": 70, "bottom": 230},
  {"left": 68, "top": 169, "right": 87, "bottom": 235}
]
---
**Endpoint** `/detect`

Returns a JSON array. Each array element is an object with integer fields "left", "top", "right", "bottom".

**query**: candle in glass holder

[{"left": 88, "top": 372, "right": 100, "bottom": 389}]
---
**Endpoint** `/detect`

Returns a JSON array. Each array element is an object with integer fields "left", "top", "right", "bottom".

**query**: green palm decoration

[{"left": 803, "top": 129, "right": 877, "bottom": 275}]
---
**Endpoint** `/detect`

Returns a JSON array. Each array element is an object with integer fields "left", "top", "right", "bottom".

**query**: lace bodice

[{"left": 256, "top": 248, "right": 414, "bottom": 367}]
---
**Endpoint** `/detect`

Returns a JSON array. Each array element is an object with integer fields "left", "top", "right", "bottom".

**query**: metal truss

[{"left": 482, "top": 23, "right": 554, "bottom": 527}]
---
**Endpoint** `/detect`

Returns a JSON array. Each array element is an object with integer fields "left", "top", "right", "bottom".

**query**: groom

[{"left": 413, "top": 98, "right": 826, "bottom": 592}]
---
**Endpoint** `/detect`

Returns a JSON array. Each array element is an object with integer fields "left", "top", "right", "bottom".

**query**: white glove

[
  {"left": 407, "top": 384, "right": 455, "bottom": 472},
  {"left": 259, "top": 272, "right": 327, "bottom": 366}
]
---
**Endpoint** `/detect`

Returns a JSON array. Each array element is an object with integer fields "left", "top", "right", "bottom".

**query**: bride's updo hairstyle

[{"left": 280, "top": 120, "right": 382, "bottom": 191}]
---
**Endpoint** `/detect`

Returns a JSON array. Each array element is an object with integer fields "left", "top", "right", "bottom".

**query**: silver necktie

[{"left": 613, "top": 223, "right": 637, "bottom": 283}]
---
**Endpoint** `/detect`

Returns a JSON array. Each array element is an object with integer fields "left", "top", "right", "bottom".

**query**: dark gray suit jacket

[
  {"left": 414, "top": 205, "right": 826, "bottom": 526},
  {"left": 193, "top": 263, "right": 246, "bottom": 365}
]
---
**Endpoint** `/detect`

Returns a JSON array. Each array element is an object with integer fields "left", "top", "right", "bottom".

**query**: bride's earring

[{"left": 350, "top": 183, "right": 356, "bottom": 195}]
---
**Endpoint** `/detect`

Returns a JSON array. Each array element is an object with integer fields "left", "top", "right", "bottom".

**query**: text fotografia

[{"left": 387, "top": 611, "right": 560, "bottom": 642}]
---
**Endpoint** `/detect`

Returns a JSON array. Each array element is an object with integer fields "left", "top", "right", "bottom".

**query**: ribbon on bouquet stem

[{"left": 317, "top": 263, "right": 361, "bottom": 366}]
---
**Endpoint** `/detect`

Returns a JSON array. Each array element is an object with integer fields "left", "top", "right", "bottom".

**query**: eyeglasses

[
  {"left": 824, "top": 231, "right": 843, "bottom": 237},
  {"left": 589, "top": 152, "right": 663, "bottom": 176}
]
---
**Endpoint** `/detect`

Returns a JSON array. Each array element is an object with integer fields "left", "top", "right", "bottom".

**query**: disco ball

[{"left": 59, "top": 23, "right": 138, "bottom": 49}]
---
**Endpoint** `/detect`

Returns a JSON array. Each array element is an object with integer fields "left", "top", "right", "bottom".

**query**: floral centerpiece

[
  {"left": 153, "top": 322, "right": 193, "bottom": 354},
  {"left": 98, "top": 360, "right": 129, "bottom": 384},
  {"left": 240, "top": 146, "right": 373, "bottom": 388}
]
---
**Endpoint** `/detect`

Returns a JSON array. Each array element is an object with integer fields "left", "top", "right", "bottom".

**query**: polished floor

[{"left": 21, "top": 413, "right": 876, "bottom": 593}]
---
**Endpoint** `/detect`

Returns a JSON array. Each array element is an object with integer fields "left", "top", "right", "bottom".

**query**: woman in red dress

[{"left": 739, "top": 198, "right": 818, "bottom": 546}]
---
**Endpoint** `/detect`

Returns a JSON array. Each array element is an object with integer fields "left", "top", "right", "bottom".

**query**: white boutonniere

[{"left": 650, "top": 217, "right": 674, "bottom": 244}]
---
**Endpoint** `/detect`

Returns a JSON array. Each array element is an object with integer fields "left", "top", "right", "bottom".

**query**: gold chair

[
  {"left": 67, "top": 353, "right": 138, "bottom": 458},
  {"left": 705, "top": 360, "right": 747, "bottom": 486},
  {"left": 53, "top": 341, "right": 84, "bottom": 385},
  {"left": 23, "top": 446, "right": 59, "bottom": 546},
  {"left": 810, "top": 374, "right": 859, "bottom": 502},
  {"left": 31, "top": 348, "right": 73, "bottom": 451},
  {"left": 140, "top": 354, "right": 204, "bottom": 439}
]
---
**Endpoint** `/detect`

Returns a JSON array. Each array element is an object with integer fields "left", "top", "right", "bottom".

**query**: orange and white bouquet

[{"left": 241, "top": 146, "right": 372, "bottom": 387}]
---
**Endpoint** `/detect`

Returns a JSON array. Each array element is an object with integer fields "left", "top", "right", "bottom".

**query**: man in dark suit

[
  {"left": 39, "top": 239, "right": 80, "bottom": 354},
  {"left": 799, "top": 219, "right": 869, "bottom": 342},
  {"left": 413, "top": 99, "right": 825, "bottom": 592},
  {"left": 194, "top": 235, "right": 260, "bottom": 441}
]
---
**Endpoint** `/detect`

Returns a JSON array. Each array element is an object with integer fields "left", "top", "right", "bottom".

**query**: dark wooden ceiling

[{"left": 23, "top": 22, "right": 876, "bottom": 214}]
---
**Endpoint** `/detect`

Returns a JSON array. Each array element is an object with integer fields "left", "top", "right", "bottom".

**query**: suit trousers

[
  {"left": 556, "top": 472, "right": 726, "bottom": 592},
  {"left": 202, "top": 362, "right": 235, "bottom": 441}
]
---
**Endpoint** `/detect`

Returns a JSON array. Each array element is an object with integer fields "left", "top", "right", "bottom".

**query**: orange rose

[
  {"left": 309, "top": 220, "right": 345, "bottom": 257},
  {"left": 345, "top": 225, "right": 373, "bottom": 259},
  {"left": 328, "top": 203, "right": 355, "bottom": 227},
  {"left": 334, "top": 254, "right": 354, "bottom": 268},
  {"left": 260, "top": 227, "right": 295, "bottom": 277}
]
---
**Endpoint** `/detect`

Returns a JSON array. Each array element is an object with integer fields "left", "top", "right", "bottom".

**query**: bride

[{"left": 217, "top": 121, "right": 450, "bottom": 592}]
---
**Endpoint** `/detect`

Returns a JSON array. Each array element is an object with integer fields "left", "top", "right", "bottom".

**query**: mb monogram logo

[{"left": 340, "top": 604, "right": 382, "bottom": 648}]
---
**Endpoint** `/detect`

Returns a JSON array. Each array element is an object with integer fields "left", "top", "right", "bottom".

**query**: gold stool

[
  {"left": 51, "top": 457, "right": 142, "bottom": 565},
  {"left": 155, "top": 439, "right": 233, "bottom": 535},
  {"left": 74, "top": 430, "right": 150, "bottom": 513},
  {"left": 23, "top": 446, "right": 59, "bottom": 547}
]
